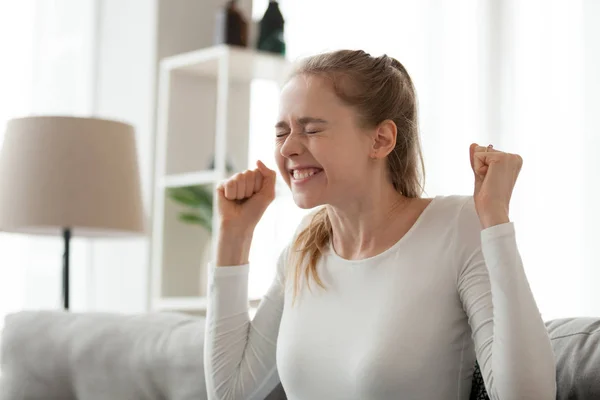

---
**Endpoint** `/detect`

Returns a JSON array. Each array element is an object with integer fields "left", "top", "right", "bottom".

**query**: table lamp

[{"left": 0, "top": 116, "right": 145, "bottom": 309}]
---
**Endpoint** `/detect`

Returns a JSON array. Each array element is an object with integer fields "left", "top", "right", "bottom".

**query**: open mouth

[{"left": 290, "top": 168, "right": 323, "bottom": 183}]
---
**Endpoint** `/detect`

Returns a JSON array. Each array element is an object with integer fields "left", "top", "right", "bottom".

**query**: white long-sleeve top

[{"left": 204, "top": 195, "right": 556, "bottom": 400}]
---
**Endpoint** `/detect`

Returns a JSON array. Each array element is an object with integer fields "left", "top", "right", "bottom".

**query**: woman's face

[{"left": 275, "top": 75, "right": 374, "bottom": 209}]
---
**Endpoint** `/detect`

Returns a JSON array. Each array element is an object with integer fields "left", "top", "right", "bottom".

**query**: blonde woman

[{"left": 204, "top": 50, "right": 556, "bottom": 400}]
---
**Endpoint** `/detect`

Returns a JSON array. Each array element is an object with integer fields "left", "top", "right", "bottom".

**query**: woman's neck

[{"left": 327, "top": 184, "right": 415, "bottom": 260}]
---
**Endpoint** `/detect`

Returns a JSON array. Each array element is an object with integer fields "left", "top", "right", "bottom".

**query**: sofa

[{"left": 1, "top": 311, "right": 599, "bottom": 399}]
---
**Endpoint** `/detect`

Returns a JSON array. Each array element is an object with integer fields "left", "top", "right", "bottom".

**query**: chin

[{"left": 292, "top": 193, "right": 323, "bottom": 210}]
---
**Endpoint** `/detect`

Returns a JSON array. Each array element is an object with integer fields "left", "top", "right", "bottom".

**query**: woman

[{"left": 205, "top": 50, "right": 556, "bottom": 400}]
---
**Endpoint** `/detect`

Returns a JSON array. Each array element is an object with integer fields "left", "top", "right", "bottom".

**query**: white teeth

[{"left": 292, "top": 168, "right": 320, "bottom": 180}]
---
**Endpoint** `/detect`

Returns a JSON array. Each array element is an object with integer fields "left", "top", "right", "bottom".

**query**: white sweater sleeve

[
  {"left": 204, "top": 250, "right": 287, "bottom": 400},
  {"left": 456, "top": 199, "right": 556, "bottom": 400}
]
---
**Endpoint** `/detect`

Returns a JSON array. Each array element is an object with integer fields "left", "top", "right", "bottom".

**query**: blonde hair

[{"left": 287, "top": 50, "right": 425, "bottom": 301}]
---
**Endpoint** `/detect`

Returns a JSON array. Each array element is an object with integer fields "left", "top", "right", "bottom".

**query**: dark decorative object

[
  {"left": 257, "top": 0, "right": 285, "bottom": 55},
  {"left": 215, "top": 0, "right": 249, "bottom": 47}
]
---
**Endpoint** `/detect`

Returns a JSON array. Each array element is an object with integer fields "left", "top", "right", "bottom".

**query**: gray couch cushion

[
  {"left": 547, "top": 318, "right": 600, "bottom": 399},
  {"left": 0, "top": 310, "right": 287, "bottom": 400},
  {"left": 1, "top": 310, "right": 208, "bottom": 400}
]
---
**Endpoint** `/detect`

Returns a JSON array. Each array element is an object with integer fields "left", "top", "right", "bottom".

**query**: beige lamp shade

[{"left": 0, "top": 116, "right": 145, "bottom": 237}]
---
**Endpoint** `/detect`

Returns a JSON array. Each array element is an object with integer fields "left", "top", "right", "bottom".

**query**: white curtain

[
  {"left": 0, "top": 0, "right": 96, "bottom": 327},
  {"left": 249, "top": 0, "right": 600, "bottom": 319},
  {"left": 0, "top": 0, "right": 37, "bottom": 328}
]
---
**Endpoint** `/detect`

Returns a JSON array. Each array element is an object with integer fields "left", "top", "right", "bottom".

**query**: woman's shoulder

[
  {"left": 425, "top": 195, "right": 481, "bottom": 240},
  {"left": 431, "top": 193, "right": 473, "bottom": 208},
  {"left": 428, "top": 195, "right": 477, "bottom": 222},
  {"left": 419, "top": 196, "right": 483, "bottom": 274}
]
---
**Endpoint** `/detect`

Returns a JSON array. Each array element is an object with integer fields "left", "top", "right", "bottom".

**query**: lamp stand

[{"left": 62, "top": 227, "right": 71, "bottom": 310}]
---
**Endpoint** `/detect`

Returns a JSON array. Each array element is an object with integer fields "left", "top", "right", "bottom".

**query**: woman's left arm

[{"left": 459, "top": 144, "right": 556, "bottom": 399}]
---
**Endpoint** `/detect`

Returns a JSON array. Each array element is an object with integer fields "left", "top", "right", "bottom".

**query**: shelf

[
  {"left": 156, "top": 297, "right": 208, "bottom": 311},
  {"left": 155, "top": 296, "right": 262, "bottom": 312},
  {"left": 152, "top": 44, "right": 290, "bottom": 313},
  {"left": 160, "top": 45, "right": 292, "bottom": 83},
  {"left": 161, "top": 170, "right": 218, "bottom": 188}
]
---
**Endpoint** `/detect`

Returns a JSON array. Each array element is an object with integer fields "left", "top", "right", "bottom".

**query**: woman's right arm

[
  {"left": 204, "top": 161, "right": 285, "bottom": 400},
  {"left": 204, "top": 239, "right": 287, "bottom": 400}
]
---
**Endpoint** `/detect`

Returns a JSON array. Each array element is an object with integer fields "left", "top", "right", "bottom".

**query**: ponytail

[{"left": 288, "top": 207, "right": 331, "bottom": 303}]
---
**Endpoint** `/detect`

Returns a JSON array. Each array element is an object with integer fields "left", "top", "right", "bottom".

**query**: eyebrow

[{"left": 275, "top": 117, "right": 328, "bottom": 129}]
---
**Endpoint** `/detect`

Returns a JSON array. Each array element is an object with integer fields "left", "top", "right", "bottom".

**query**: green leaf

[
  {"left": 168, "top": 185, "right": 214, "bottom": 233},
  {"left": 167, "top": 188, "right": 200, "bottom": 207},
  {"left": 178, "top": 212, "right": 203, "bottom": 224},
  {"left": 195, "top": 202, "right": 213, "bottom": 222},
  {"left": 187, "top": 185, "right": 213, "bottom": 208},
  {"left": 178, "top": 212, "right": 212, "bottom": 233},
  {"left": 167, "top": 185, "right": 213, "bottom": 209}
]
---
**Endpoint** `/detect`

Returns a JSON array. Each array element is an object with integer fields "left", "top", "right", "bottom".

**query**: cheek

[
  {"left": 322, "top": 139, "right": 369, "bottom": 175},
  {"left": 274, "top": 146, "right": 290, "bottom": 182},
  {"left": 325, "top": 158, "right": 363, "bottom": 180}
]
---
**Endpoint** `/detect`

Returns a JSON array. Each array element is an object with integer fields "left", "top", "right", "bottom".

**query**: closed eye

[
  {"left": 275, "top": 128, "right": 322, "bottom": 137},
  {"left": 304, "top": 125, "right": 323, "bottom": 134}
]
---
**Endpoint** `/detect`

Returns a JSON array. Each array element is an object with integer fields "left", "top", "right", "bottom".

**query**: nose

[{"left": 279, "top": 131, "right": 304, "bottom": 158}]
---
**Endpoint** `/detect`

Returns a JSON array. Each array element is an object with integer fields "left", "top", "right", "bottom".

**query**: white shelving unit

[
  {"left": 160, "top": 170, "right": 218, "bottom": 188},
  {"left": 150, "top": 45, "right": 291, "bottom": 314},
  {"left": 155, "top": 296, "right": 262, "bottom": 312}
]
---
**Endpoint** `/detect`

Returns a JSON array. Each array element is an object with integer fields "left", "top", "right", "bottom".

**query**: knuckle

[{"left": 516, "top": 155, "right": 523, "bottom": 166}]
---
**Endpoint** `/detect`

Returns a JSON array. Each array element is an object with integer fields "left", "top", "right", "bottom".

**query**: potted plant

[
  {"left": 166, "top": 184, "right": 214, "bottom": 233},
  {"left": 166, "top": 159, "right": 235, "bottom": 233}
]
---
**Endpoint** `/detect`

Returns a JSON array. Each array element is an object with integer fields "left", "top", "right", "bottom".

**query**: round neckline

[{"left": 326, "top": 195, "right": 441, "bottom": 265}]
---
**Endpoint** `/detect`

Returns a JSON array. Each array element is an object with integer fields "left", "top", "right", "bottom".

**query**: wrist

[
  {"left": 218, "top": 219, "right": 255, "bottom": 237},
  {"left": 216, "top": 228, "right": 253, "bottom": 266},
  {"left": 480, "top": 211, "right": 510, "bottom": 229}
]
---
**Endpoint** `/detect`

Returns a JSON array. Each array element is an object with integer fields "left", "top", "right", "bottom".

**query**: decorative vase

[
  {"left": 257, "top": 0, "right": 285, "bottom": 55},
  {"left": 214, "top": 0, "right": 249, "bottom": 47}
]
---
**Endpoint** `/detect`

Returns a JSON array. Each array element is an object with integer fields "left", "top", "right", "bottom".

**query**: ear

[{"left": 370, "top": 119, "right": 397, "bottom": 159}]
